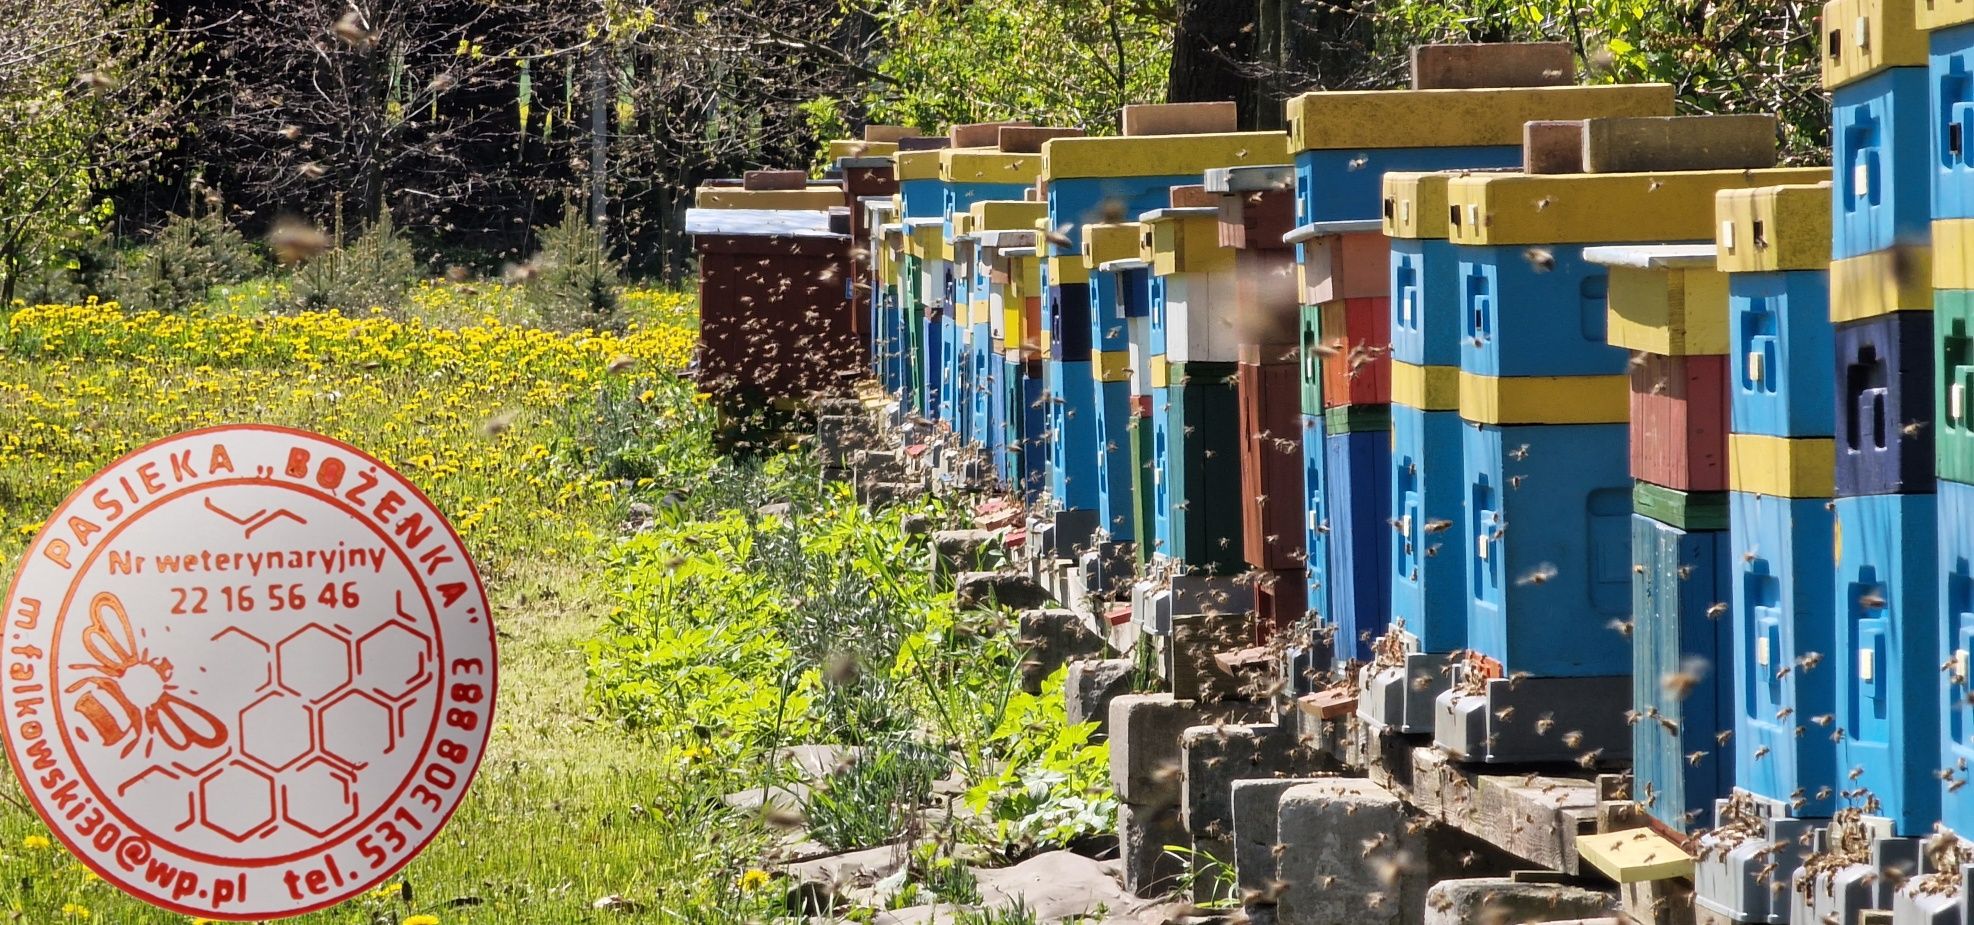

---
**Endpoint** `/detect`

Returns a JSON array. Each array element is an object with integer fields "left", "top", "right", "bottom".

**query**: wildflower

[
  {"left": 61, "top": 903, "right": 89, "bottom": 918},
  {"left": 738, "top": 869, "right": 772, "bottom": 891},
  {"left": 403, "top": 915, "right": 441, "bottom": 925},
  {"left": 21, "top": 835, "right": 50, "bottom": 849}
]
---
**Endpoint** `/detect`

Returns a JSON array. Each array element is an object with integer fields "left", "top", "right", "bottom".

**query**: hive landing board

[{"left": 0, "top": 426, "right": 496, "bottom": 920}]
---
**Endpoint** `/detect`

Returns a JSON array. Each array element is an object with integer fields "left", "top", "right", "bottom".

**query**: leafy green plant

[
  {"left": 803, "top": 740, "right": 948, "bottom": 851},
  {"left": 108, "top": 207, "right": 263, "bottom": 313},
  {"left": 954, "top": 900, "right": 1039, "bottom": 925},
  {"left": 288, "top": 208, "right": 418, "bottom": 314},
  {"left": 523, "top": 203, "right": 623, "bottom": 333},
  {"left": 963, "top": 666, "right": 1116, "bottom": 854}
]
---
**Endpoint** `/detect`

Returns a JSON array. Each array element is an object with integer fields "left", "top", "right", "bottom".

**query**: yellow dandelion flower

[
  {"left": 739, "top": 869, "right": 772, "bottom": 891},
  {"left": 402, "top": 915, "right": 440, "bottom": 925},
  {"left": 22, "top": 835, "right": 50, "bottom": 849}
]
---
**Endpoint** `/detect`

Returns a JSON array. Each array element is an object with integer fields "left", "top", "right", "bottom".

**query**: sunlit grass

[{"left": 0, "top": 290, "right": 787, "bottom": 922}]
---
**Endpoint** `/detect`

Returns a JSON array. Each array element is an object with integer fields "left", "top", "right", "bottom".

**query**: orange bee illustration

[{"left": 65, "top": 592, "right": 227, "bottom": 759}]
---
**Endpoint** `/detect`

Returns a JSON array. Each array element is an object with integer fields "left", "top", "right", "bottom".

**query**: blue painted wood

[
  {"left": 1326, "top": 427, "right": 1393, "bottom": 662},
  {"left": 899, "top": 178, "right": 946, "bottom": 220},
  {"left": 1390, "top": 238, "right": 1462, "bottom": 368},
  {"left": 1148, "top": 274, "right": 1170, "bottom": 359},
  {"left": 1832, "top": 68, "right": 1934, "bottom": 261},
  {"left": 1019, "top": 362, "right": 1049, "bottom": 504},
  {"left": 969, "top": 323, "right": 992, "bottom": 448},
  {"left": 1456, "top": 243, "right": 1628, "bottom": 379},
  {"left": 1302, "top": 412, "right": 1332, "bottom": 647},
  {"left": 1938, "top": 480, "right": 1974, "bottom": 833},
  {"left": 1832, "top": 492, "right": 1941, "bottom": 836},
  {"left": 944, "top": 182, "right": 1030, "bottom": 239},
  {"left": 1835, "top": 311, "right": 1935, "bottom": 497},
  {"left": 1048, "top": 358, "right": 1101, "bottom": 513},
  {"left": 1121, "top": 266, "right": 1153, "bottom": 318},
  {"left": 1631, "top": 515, "right": 1735, "bottom": 833},
  {"left": 1931, "top": 25, "right": 1974, "bottom": 221},
  {"left": 1390, "top": 405, "right": 1469, "bottom": 653},
  {"left": 1293, "top": 146, "right": 1523, "bottom": 226},
  {"left": 1463, "top": 420, "right": 1633, "bottom": 677},
  {"left": 1094, "top": 378, "right": 1138, "bottom": 543},
  {"left": 1152, "top": 385, "right": 1176, "bottom": 559},
  {"left": 1089, "top": 269, "right": 1132, "bottom": 353},
  {"left": 1047, "top": 175, "right": 1199, "bottom": 257},
  {"left": 921, "top": 311, "right": 944, "bottom": 420},
  {"left": 1729, "top": 491, "right": 1838, "bottom": 816},
  {"left": 1729, "top": 270, "right": 1835, "bottom": 437},
  {"left": 1050, "top": 283, "right": 1094, "bottom": 362}
]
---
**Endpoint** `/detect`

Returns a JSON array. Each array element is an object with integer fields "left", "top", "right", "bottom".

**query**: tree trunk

[
  {"left": 590, "top": 45, "right": 609, "bottom": 227},
  {"left": 1167, "top": 0, "right": 1257, "bottom": 127}
]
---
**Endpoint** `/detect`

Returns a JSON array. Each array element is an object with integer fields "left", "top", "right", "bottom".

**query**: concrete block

[
  {"left": 1580, "top": 115, "right": 1778, "bottom": 174},
  {"left": 999, "top": 125, "right": 1084, "bottom": 153},
  {"left": 1192, "top": 835, "right": 1236, "bottom": 904},
  {"left": 951, "top": 119, "right": 1030, "bottom": 149},
  {"left": 1180, "top": 722, "right": 1306, "bottom": 837},
  {"left": 1410, "top": 42, "right": 1574, "bottom": 90},
  {"left": 1122, "top": 101, "right": 1238, "bottom": 137},
  {"left": 954, "top": 571, "right": 1055, "bottom": 611},
  {"left": 1065, "top": 658, "right": 1136, "bottom": 734},
  {"left": 1118, "top": 800, "right": 1189, "bottom": 898},
  {"left": 742, "top": 169, "right": 808, "bottom": 191},
  {"left": 1110, "top": 694, "right": 1207, "bottom": 806},
  {"left": 1018, "top": 609, "right": 1106, "bottom": 694},
  {"left": 1525, "top": 120, "right": 1586, "bottom": 175},
  {"left": 931, "top": 529, "right": 999, "bottom": 584},
  {"left": 1420, "top": 877, "right": 1617, "bottom": 925},
  {"left": 1232, "top": 779, "right": 1303, "bottom": 901},
  {"left": 1274, "top": 779, "right": 1425, "bottom": 925},
  {"left": 1169, "top": 610, "right": 1255, "bottom": 703}
]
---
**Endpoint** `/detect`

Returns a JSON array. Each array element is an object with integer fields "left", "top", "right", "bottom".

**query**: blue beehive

[
  {"left": 1832, "top": 491, "right": 1941, "bottom": 835},
  {"left": 1729, "top": 491, "right": 1838, "bottom": 816},
  {"left": 1463, "top": 420, "right": 1633, "bottom": 677},
  {"left": 1938, "top": 480, "right": 1974, "bottom": 833},
  {"left": 1730, "top": 270, "right": 1836, "bottom": 437},
  {"left": 1018, "top": 360, "right": 1049, "bottom": 501},
  {"left": 1835, "top": 310, "right": 1936, "bottom": 496},
  {"left": 1150, "top": 384, "right": 1175, "bottom": 558},
  {"left": 1631, "top": 513, "right": 1735, "bottom": 832},
  {"left": 1832, "top": 68, "right": 1934, "bottom": 259},
  {"left": 1049, "top": 283, "right": 1095, "bottom": 362},
  {"left": 1301, "top": 412, "right": 1332, "bottom": 654},
  {"left": 1457, "top": 244, "right": 1627, "bottom": 378},
  {"left": 1931, "top": 24, "right": 1974, "bottom": 220},
  {"left": 1295, "top": 147, "right": 1523, "bottom": 226},
  {"left": 1088, "top": 268, "right": 1138, "bottom": 543},
  {"left": 1047, "top": 359, "right": 1100, "bottom": 513},
  {"left": 1284, "top": 83, "right": 1675, "bottom": 225},
  {"left": 1389, "top": 403, "right": 1468, "bottom": 653},
  {"left": 1390, "top": 237, "right": 1462, "bottom": 367},
  {"left": 1326, "top": 427, "right": 1392, "bottom": 662}
]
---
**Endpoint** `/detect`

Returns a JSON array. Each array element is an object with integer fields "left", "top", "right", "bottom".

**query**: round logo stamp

[{"left": 0, "top": 426, "right": 496, "bottom": 919}]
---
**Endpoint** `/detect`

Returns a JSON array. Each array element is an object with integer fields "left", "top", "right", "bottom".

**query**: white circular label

[{"left": 1, "top": 426, "right": 496, "bottom": 919}]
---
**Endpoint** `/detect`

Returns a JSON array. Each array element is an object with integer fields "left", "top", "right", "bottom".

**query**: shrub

[
  {"left": 288, "top": 208, "right": 418, "bottom": 314},
  {"left": 107, "top": 209, "right": 262, "bottom": 314},
  {"left": 522, "top": 204, "right": 622, "bottom": 333}
]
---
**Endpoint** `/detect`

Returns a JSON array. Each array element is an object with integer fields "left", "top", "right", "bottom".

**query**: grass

[
  {"left": 0, "top": 281, "right": 1114, "bottom": 923},
  {"left": 0, "top": 287, "right": 782, "bottom": 923}
]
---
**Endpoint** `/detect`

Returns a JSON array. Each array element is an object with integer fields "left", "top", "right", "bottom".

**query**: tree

[
  {"left": 858, "top": 0, "right": 1172, "bottom": 134},
  {"left": 197, "top": 0, "right": 596, "bottom": 248},
  {"left": 0, "top": 0, "right": 183, "bottom": 304}
]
